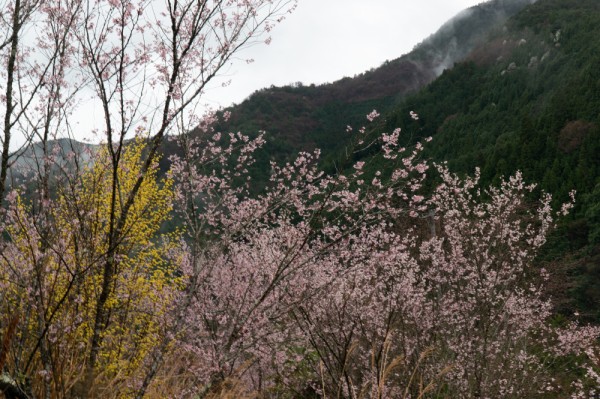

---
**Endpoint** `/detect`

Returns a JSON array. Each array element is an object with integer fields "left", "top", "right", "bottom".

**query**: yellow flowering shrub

[{"left": 0, "top": 138, "right": 180, "bottom": 397}]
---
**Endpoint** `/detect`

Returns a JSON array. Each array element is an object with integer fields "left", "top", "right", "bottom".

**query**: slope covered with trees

[
  {"left": 195, "top": 0, "right": 536, "bottom": 185},
  {"left": 379, "top": 0, "right": 600, "bottom": 319}
]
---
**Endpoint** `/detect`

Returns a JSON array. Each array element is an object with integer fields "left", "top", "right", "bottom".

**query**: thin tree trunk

[{"left": 0, "top": 0, "right": 21, "bottom": 202}]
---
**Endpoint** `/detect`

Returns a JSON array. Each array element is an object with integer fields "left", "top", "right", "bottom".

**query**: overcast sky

[{"left": 201, "top": 0, "right": 485, "bottom": 109}]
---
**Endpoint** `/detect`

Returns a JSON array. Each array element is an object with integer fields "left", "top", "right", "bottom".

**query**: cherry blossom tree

[
  {"left": 164, "top": 111, "right": 600, "bottom": 398},
  {"left": 0, "top": 0, "right": 86, "bottom": 202}
]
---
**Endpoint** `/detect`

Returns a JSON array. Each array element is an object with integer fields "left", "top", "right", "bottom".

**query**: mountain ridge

[
  {"left": 10, "top": 0, "right": 535, "bottom": 181},
  {"left": 376, "top": 0, "right": 600, "bottom": 318}
]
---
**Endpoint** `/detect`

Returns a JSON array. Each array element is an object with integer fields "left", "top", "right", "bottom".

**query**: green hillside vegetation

[
  {"left": 380, "top": 0, "right": 600, "bottom": 319},
  {"left": 191, "top": 0, "right": 535, "bottom": 187}
]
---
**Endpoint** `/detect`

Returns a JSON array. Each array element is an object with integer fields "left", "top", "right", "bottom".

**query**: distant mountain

[
  {"left": 8, "top": 139, "right": 98, "bottom": 184},
  {"left": 193, "top": 0, "right": 535, "bottom": 182}
]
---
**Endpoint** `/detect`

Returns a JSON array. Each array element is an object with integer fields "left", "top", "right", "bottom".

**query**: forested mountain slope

[
  {"left": 186, "top": 0, "right": 535, "bottom": 182},
  {"left": 379, "top": 0, "right": 600, "bottom": 318}
]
